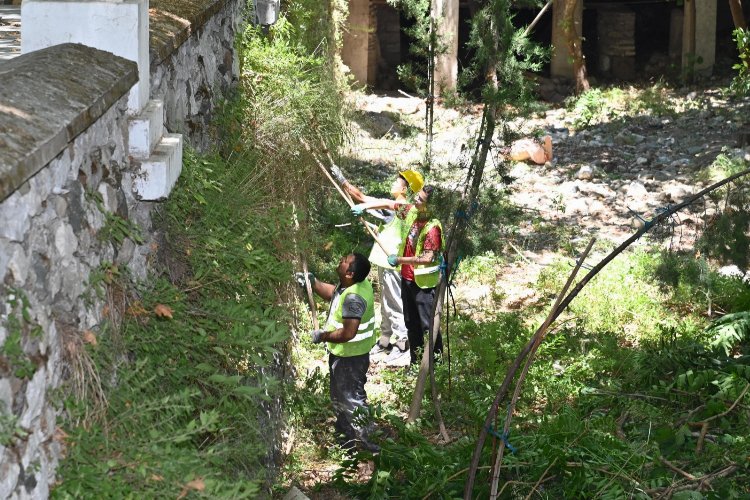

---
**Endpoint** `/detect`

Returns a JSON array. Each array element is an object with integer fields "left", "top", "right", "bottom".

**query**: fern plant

[{"left": 707, "top": 311, "right": 750, "bottom": 356}]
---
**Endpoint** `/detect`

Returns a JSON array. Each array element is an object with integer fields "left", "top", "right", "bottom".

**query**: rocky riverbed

[{"left": 345, "top": 83, "right": 750, "bottom": 315}]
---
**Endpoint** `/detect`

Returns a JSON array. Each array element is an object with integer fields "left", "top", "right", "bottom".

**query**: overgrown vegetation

[
  {"left": 326, "top": 244, "right": 750, "bottom": 498},
  {"left": 54, "top": 3, "right": 348, "bottom": 496},
  {"left": 50, "top": 1, "right": 750, "bottom": 498}
]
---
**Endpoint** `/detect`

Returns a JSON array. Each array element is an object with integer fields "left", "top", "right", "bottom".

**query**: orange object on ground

[{"left": 509, "top": 135, "right": 552, "bottom": 164}]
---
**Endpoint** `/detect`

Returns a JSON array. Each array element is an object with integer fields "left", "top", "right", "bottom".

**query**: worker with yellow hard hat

[{"left": 330, "top": 165, "right": 423, "bottom": 364}]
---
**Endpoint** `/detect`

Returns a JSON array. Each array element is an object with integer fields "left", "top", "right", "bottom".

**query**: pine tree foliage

[{"left": 463, "top": 0, "right": 546, "bottom": 111}]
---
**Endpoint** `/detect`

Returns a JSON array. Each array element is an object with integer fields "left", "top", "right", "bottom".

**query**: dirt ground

[
  {"left": 345, "top": 84, "right": 750, "bottom": 314},
  {"left": 285, "top": 82, "right": 750, "bottom": 497}
]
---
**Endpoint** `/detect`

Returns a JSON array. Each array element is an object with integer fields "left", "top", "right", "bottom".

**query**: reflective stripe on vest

[
  {"left": 324, "top": 280, "right": 377, "bottom": 357},
  {"left": 326, "top": 317, "right": 377, "bottom": 342}
]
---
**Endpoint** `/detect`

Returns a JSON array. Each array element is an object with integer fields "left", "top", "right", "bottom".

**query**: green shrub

[
  {"left": 54, "top": 148, "right": 293, "bottom": 497},
  {"left": 731, "top": 27, "right": 750, "bottom": 96}
]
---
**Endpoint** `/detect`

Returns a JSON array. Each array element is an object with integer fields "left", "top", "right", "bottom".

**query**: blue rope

[
  {"left": 628, "top": 206, "right": 654, "bottom": 231},
  {"left": 454, "top": 201, "right": 480, "bottom": 222},
  {"left": 569, "top": 255, "right": 593, "bottom": 271},
  {"left": 439, "top": 254, "right": 448, "bottom": 279},
  {"left": 485, "top": 425, "right": 517, "bottom": 454},
  {"left": 655, "top": 204, "right": 673, "bottom": 217},
  {"left": 454, "top": 209, "right": 470, "bottom": 220}
]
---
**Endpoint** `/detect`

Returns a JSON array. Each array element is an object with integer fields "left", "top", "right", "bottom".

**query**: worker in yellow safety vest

[
  {"left": 330, "top": 165, "right": 424, "bottom": 362},
  {"left": 294, "top": 253, "right": 380, "bottom": 452},
  {"left": 351, "top": 185, "right": 445, "bottom": 364}
]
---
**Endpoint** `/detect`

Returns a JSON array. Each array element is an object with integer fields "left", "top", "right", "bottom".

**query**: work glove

[
  {"left": 387, "top": 254, "right": 399, "bottom": 267},
  {"left": 310, "top": 329, "right": 326, "bottom": 344},
  {"left": 294, "top": 272, "right": 315, "bottom": 288},
  {"left": 330, "top": 164, "right": 347, "bottom": 185},
  {"left": 351, "top": 204, "right": 367, "bottom": 216}
]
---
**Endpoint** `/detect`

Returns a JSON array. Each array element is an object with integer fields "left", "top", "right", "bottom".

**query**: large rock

[
  {"left": 576, "top": 165, "right": 594, "bottom": 180},
  {"left": 624, "top": 181, "right": 649, "bottom": 211}
]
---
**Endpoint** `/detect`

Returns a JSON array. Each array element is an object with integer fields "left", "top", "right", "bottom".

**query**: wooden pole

[
  {"left": 728, "top": 0, "right": 746, "bottom": 30},
  {"left": 292, "top": 203, "right": 319, "bottom": 330},
  {"left": 488, "top": 238, "right": 595, "bottom": 498}
]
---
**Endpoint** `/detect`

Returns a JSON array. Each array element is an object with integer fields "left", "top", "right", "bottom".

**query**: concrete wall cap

[
  {"left": 150, "top": 0, "right": 229, "bottom": 67},
  {"left": 0, "top": 43, "right": 137, "bottom": 203}
]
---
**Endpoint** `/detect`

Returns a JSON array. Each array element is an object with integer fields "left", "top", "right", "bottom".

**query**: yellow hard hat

[{"left": 399, "top": 169, "right": 424, "bottom": 194}]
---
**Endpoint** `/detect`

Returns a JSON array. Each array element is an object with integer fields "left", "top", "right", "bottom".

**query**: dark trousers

[
  {"left": 401, "top": 278, "right": 442, "bottom": 364},
  {"left": 328, "top": 352, "right": 371, "bottom": 445}
]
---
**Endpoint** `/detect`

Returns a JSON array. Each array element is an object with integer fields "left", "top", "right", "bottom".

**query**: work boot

[
  {"left": 370, "top": 342, "right": 390, "bottom": 354},
  {"left": 377, "top": 333, "right": 391, "bottom": 350},
  {"left": 394, "top": 339, "right": 408, "bottom": 352},
  {"left": 384, "top": 348, "right": 409, "bottom": 366}
]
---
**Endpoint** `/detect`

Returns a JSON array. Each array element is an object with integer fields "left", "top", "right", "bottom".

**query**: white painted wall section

[
  {"left": 21, "top": 0, "right": 149, "bottom": 113},
  {"left": 132, "top": 133, "right": 183, "bottom": 201},
  {"left": 129, "top": 100, "right": 165, "bottom": 159}
]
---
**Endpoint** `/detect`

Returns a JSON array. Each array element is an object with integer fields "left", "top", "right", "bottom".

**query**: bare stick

[
  {"left": 489, "top": 238, "right": 595, "bottom": 498},
  {"left": 302, "top": 258, "right": 318, "bottom": 330},
  {"left": 300, "top": 139, "right": 392, "bottom": 255},
  {"left": 523, "top": 0, "right": 552, "bottom": 36},
  {"left": 691, "top": 382, "right": 749, "bottom": 454},
  {"left": 466, "top": 167, "right": 750, "bottom": 497},
  {"left": 659, "top": 457, "right": 697, "bottom": 481},
  {"left": 524, "top": 458, "right": 558, "bottom": 500},
  {"left": 703, "top": 382, "right": 750, "bottom": 423}
]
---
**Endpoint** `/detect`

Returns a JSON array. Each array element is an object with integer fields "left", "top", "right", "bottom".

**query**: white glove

[{"left": 330, "top": 165, "right": 347, "bottom": 185}]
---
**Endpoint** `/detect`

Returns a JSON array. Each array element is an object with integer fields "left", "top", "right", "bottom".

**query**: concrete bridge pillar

[
  {"left": 691, "top": 0, "right": 717, "bottom": 76},
  {"left": 550, "top": 0, "right": 582, "bottom": 79},
  {"left": 342, "top": 0, "right": 374, "bottom": 86},
  {"left": 432, "top": 0, "right": 458, "bottom": 94}
]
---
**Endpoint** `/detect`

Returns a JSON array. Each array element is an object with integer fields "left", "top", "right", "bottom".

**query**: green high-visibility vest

[
  {"left": 324, "top": 280, "right": 377, "bottom": 357},
  {"left": 368, "top": 215, "right": 405, "bottom": 269},
  {"left": 403, "top": 207, "right": 445, "bottom": 289}
]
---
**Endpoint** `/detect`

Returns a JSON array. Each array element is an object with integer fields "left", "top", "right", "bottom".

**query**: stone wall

[
  {"left": 0, "top": 44, "right": 138, "bottom": 499},
  {"left": 150, "top": 0, "right": 246, "bottom": 150},
  {"left": 0, "top": 1, "right": 249, "bottom": 497}
]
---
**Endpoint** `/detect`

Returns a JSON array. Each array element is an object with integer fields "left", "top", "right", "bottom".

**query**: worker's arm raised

[
  {"left": 295, "top": 272, "right": 336, "bottom": 301},
  {"left": 330, "top": 165, "right": 368, "bottom": 204},
  {"left": 311, "top": 279, "right": 336, "bottom": 302},
  {"left": 342, "top": 181, "right": 367, "bottom": 204},
  {"left": 351, "top": 198, "right": 398, "bottom": 215}
]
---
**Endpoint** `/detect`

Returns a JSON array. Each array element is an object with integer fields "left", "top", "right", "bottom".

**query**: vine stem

[
  {"left": 489, "top": 237, "right": 594, "bottom": 498},
  {"left": 465, "top": 166, "right": 750, "bottom": 498}
]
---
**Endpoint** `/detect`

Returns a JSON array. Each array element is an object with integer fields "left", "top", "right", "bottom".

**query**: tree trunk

[
  {"left": 562, "top": 0, "right": 589, "bottom": 93},
  {"left": 729, "top": 0, "right": 747, "bottom": 30}
]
